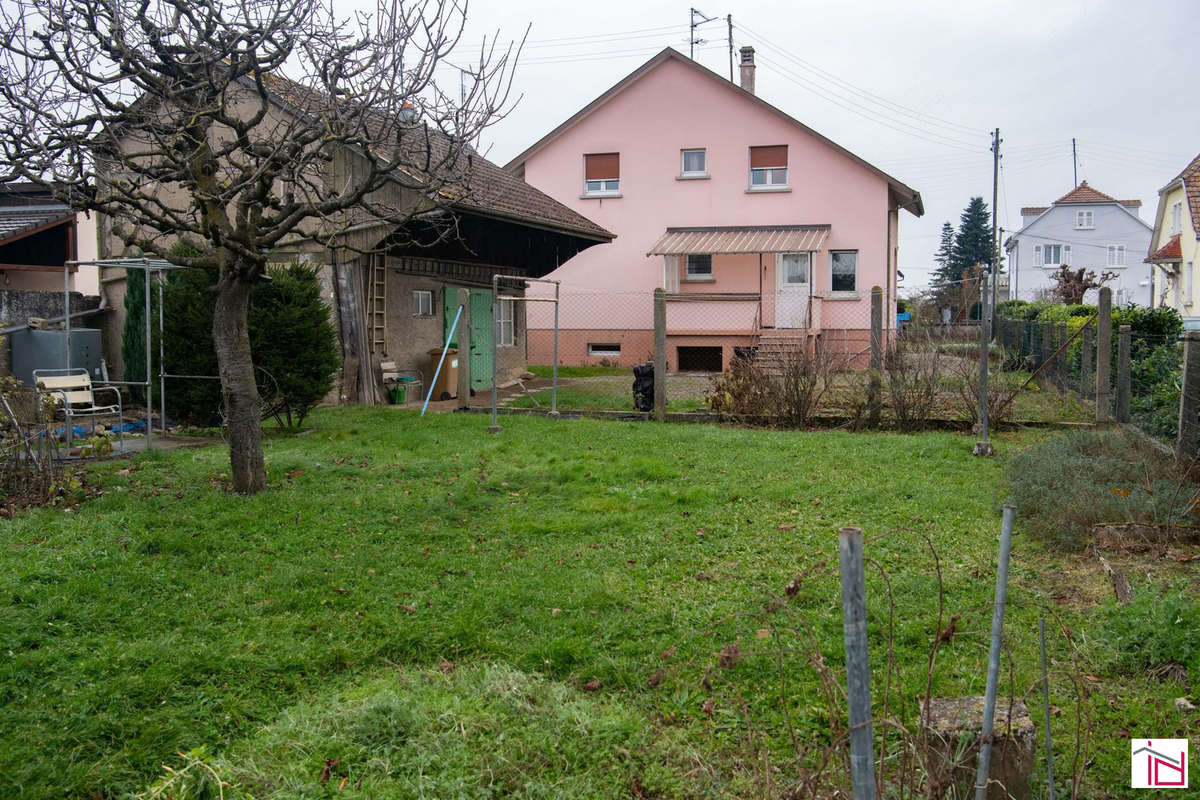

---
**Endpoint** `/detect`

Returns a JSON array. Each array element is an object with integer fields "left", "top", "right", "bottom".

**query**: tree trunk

[{"left": 213, "top": 269, "right": 266, "bottom": 494}]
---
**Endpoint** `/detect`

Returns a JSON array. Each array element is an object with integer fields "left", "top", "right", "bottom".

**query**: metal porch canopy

[{"left": 646, "top": 224, "right": 831, "bottom": 256}]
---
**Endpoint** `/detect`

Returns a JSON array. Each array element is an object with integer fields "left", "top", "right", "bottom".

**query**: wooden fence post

[
  {"left": 653, "top": 288, "right": 667, "bottom": 422},
  {"left": 1058, "top": 322, "right": 1068, "bottom": 391},
  {"left": 1080, "top": 324, "right": 1094, "bottom": 398},
  {"left": 1116, "top": 325, "right": 1131, "bottom": 423},
  {"left": 1096, "top": 287, "right": 1112, "bottom": 422},
  {"left": 869, "top": 287, "right": 882, "bottom": 428},
  {"left": 1176, "top": 331, "right": 1200, "bottom": 468}
]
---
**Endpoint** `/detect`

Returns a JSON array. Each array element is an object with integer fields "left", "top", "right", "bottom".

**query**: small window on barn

[
  {"left": 588, "top": 343, "right": 621, "bottom": 357},
  {"left": 677, "top": 346, "right": 723, "bottom": 372},
  {"left": 412, "top": 290, "right": 433, "bottom": 316},
  {"left": 498, "top": 298, "right": 515, "bottom": 346}
]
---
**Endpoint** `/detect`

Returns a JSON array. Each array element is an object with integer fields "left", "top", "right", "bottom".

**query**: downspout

[{"left": 885, "top": 207, "right": 893, "bottom": 360}]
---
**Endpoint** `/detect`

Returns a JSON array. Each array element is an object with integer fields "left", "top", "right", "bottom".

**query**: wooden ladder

[{"left": 368, "top": 253, "right": 386, "bottom": 353}]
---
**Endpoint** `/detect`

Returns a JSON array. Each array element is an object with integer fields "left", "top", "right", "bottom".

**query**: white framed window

[
  {"left": 1106, "top": 244, "right": 1126, "bottom": 266},
  {"left": 830, "top": 250, "right": 858, "bottom": 293},
  {"left": 412, "top": 289, "right": 433, "bottom": 316},
  {"left": 749, "top": 145, "right": 788, "bottom": 189},
  {"left": 1075, "top": 210, "right": 1094, "bottom": 229},
  {"left": 685, "top": 253, "right": 713, "bottom": 280},
  {"left": 1033, "top": 245, "right": 1043, "bottom": 266},
  {"left": 587, "top": 343, "right": 621, "bottom": 357},
  {"left": 583, "top": 153, "right": 620, "bottom": 197},
  {"left": 680, "top": 148, "right": 707, "bottom": 176},
  {"left": 780, "top": 252, "right": 810, "bottom": 284},
  {"left": 1041, "top": 243, "right": 1069, "bottom": 266},
  {"left": 1172, "top": 201, "right": 1183, "bottom": 235},
  {"left": 498, "top": 298, "right": 515, "bottom": 346}
]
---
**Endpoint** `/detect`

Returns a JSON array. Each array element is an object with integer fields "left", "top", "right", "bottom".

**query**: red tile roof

[
  {"left": 1053, "top": 181, "right": 1118, "bottom": 205},
  {"left": 1175, "top": 153, "right": 1200, "bottom": 238},
  {"left": 1146, "top": 233, "right": 1182, "bottom": 263}
]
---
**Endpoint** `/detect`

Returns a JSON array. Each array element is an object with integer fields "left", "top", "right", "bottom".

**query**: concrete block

[{"left": 921, "top": 696, "right": 1036, "bottom": 800}]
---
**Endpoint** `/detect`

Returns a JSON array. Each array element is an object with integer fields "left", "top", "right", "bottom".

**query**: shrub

[
  {"left": 778, "top": 341, "right": 836, "bottom": 428},
  {"left": 706, "top": 356, "right": 781, "bottom": 417},
  {"left": 884, "top": 334, "right": 943, "bottom": 431},
  {"left": 1093, "top": 584, "right": 1200, "bottom": 684},
  {"left": 1007, "top": 429, "right": 1198, "bottom": 549},
  {"left": 250, "top": 264, "right": 340, "bottom": 429}
]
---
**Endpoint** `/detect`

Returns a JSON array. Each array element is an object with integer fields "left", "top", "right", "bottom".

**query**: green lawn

[{"left": 0, "top": 410, "right": 1189, "bottom": 798}]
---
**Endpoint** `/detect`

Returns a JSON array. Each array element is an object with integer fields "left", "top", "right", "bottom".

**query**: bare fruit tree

[
  {"left": 0, "top": 0, "right": 520, "bottom": 493},
  {"left": 1049, "top": 265, "right": 1117, "bottom": 305}
]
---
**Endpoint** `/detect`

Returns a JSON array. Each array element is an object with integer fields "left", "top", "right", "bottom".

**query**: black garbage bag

[{"left": 632, "top": 362, "right": 654, "bottom": 411}]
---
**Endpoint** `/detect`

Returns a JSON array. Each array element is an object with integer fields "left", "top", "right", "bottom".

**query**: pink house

[{"left": 506, "top": 47, "right": 923, "bottom": 370}]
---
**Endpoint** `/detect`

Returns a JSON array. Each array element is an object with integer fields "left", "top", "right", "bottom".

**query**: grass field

[{"left": 0, "top": 410, "right": 1193, "bottom": 798}]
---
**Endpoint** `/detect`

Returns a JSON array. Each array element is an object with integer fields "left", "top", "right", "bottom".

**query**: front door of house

[
  {"left": 775, "top": 252, "right": 810, "bottom": 328},
  {"left": 443, "top": 287, "right": 493, "bottom": 391}
]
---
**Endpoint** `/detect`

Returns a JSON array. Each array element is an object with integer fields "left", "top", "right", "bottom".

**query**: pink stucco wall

[{"left": 516, "top": 53, "right": 904, "bottom": 365}]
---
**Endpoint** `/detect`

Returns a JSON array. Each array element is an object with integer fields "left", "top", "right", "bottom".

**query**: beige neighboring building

[
  {"left": 1, "top": 183, "right": 98, "bottom": 295},
  {"left": 1147, "top": 153, "right": 1200, "bottom": 327}
]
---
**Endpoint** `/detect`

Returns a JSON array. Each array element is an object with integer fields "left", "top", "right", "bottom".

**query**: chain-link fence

[{"left": 512, "top": 283, "right": 888, "bottom": 415}]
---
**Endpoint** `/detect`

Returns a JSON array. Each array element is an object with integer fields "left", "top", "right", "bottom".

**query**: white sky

[{"left": 427, "top": 0, "right": 1199, "bottom": 290}]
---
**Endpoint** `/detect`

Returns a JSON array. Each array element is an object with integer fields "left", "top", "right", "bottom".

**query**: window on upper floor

[
  {"left": 1075, "top": 210, "right": 1094, "bottom": 229},
  {"left": 1107, "top": 244, "right": 1126, "bottom": 266},
  {"left": 1172, "top": 201, "right": 1183, "bottom": 235},
  {"left": 685, "top": 254, "right": 713, "bottom": 280},
  {"left": 749, "top": 145, "right": 788, "bottom": 189},
  {"left": 1034, "top": 243, "right": 1071, "bottom": 266},
  {"left": 583, "top": 153, "right": 620, "bottom": 196},
  {"left": 680, "top": 148, "right": 707, "bottom": 177},
  {"left": 830, "top": 251, "right": 858, "bottom": 293}
]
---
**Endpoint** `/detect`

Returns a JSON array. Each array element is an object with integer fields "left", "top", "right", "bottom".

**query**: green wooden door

[{"left": 443, "top": 287, "right": 493, "bottom": 391}]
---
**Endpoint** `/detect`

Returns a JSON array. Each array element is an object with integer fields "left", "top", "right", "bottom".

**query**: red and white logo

[{"left": 1131, "top": 739, "right": 1188, "bottom": 788}]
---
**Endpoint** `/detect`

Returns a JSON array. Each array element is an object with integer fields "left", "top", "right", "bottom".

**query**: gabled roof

[
  {"left": 1165, "top": 152, "right": 1200, "bottom": 238},
  {"left": 1009, "top": 180, "right": 1151, "bottom": 241},
  {"left": 504, "top": 47, "right": 923, "bottom": 217},
  {"left": 1146, "top": 233, "right": 1182, "bottom": 263},
  {"left": 1054, "top": 181, "right": 1118, "bottom": 204},
  {"left": 0, "top": 205, "right": 75, "bottom": 247},
  {"left": 254, "top": 73, "right": 614, "bottom": 243}
]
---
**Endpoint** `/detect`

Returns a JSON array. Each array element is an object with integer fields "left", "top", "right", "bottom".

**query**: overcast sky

[{"left": 428, "top": 0, "right": 1199, "bottom": 291}]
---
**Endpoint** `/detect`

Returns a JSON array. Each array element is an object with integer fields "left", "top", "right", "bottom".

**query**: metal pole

[
  {"left": 420, "top": 304, "right": 462, "bottom": 417},
  {"left": 991, "top": 129, "right": 1001, "bottom": 325},
  {"left": 551, "top": 281, "right": 559, "bottom": 416},
  {"left": 974, "top": 505, "right": 1017, "bottom": 800},
  {"left": 144, "top": 263, "right": 153, "bottom": 450},
  {"left": 158, "top": 271, "right": 166, "bottom": 432},
  {"left": 1039, "top": 616, "right": 1057, "bottom": 800},
  {"left": 974, "top": 273, "right": 992, "bottom": 456},
  {"left": 63, "top": 263, "right": 71, "bottom": 373},
  {"left": 869, "top": 287, "right": 882, "bottom": 427},
  {"left": 489, "top": 275, "right": 501, "bottom": 433},
  {"left": 653, "top": 288, "right": 667, "bottom": 421},
  {"left": 839, "top": 526, "right": 876, "bottom": 800}
]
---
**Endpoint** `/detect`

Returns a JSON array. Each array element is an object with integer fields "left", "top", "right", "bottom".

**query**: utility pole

[
  {"left": 690, "top": 7, "right": 715, "bottom": 60},
  {"left": 727, "top": 14, "right": 734, "bottom": 82},
  {"left": 990, "top": 128, "right": 1001, "bottom": 323},
  {"left": 1072, "top": 137, "right": 1078, "bottom": 186}
]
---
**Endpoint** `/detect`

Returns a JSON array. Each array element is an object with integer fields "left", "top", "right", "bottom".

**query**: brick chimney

[{"left": 739, "top": 46, "right": 756, "bottom": 95}]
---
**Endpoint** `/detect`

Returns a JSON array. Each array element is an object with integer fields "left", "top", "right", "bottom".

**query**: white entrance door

[{"left": 776, "top": 252, "right": 810, "bottom": 328}]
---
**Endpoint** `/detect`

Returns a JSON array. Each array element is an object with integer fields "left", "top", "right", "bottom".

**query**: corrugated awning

[{"left": 647, "top": 225, "right": 831, "bottom": 256}]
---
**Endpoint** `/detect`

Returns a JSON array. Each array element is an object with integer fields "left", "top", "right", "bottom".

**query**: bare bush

[
  {"left": 706, "top": 356, "right": 782, "bottom": 417},
  {"left": 885, "top": 334, "right": 945, "bottom": 431},
  {"left": 0, "top": 378, "right": 67, "bottom": 513},
  {"left": 778, "top": 340, "right": 837, "bottom": 428},
  {"left": 952, "top": 350, "right": 1022, "bottom": 428}
]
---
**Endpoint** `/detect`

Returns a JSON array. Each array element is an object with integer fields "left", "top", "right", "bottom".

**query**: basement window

[
  {"left": 677, "top": 346, "right": 723, "bottom": 372},
  {"left": 588, "top": 343, "right": 621, "bottom": 357}
]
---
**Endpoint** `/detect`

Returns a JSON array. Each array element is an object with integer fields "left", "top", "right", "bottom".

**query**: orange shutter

[
  {"left": 749, "top": 145, "right": 787, "bottom": 168},
  {"left": 584, "top": 153, "right": 620, "bottom": 180}
]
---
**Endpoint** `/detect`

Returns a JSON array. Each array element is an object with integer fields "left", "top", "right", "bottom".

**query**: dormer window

[
  {"left": 583, "top": 153, "right": 620, "bottom": 197},
  {"left": 1075, "top": 210, "right": 1094, "bottom": 229},
  {"left": 749, "top": 145, "right": 788, "bottom": 189}
]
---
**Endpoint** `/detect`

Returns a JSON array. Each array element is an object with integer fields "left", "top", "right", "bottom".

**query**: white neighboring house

[{"left": 1004, "top": 182, "right": 1152, "bottom": 306}]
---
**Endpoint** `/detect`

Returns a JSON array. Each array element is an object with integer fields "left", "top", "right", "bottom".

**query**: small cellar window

[{"left": 677, "top": 346, "right": 723, "bottom": 372}]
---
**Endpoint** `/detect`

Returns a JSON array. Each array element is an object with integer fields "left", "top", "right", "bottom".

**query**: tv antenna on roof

[{"left": 690, "top": 7, "right": 717, "bottom": 60}]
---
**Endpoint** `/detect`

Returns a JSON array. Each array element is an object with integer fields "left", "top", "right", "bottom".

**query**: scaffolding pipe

[{"left": 158, "top": 271, "right": 166, "bottom": 432}]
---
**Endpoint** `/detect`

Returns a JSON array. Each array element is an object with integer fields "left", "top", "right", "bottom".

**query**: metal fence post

[
  {"left": 838, "top": 526, "right": 876, "bottom": 800},
  {"left": 975, "top": 505, "right": 1017, "bottom": 800},
  {"left": 974, "top": 275, "right": 992, "bottom": 456},
  {"left": 1096, "top": 287, "right": 1112, "bottom": 422},
  {"left": 1080, "top": 324, "right": 1093, "bottom": 398},
  {"left": 457, "top": 287, "right": 471, "bottom": 411},
  {"left": 1058, "top": 322, "right": 1068, "bottom": 390},
  {"left": 653, "top": 288, "right": 667, "bottom": 422},
  {"left": 488, "top": 276, "right": 502, "bottom": 434},
  {"left": 1176, "top": 330, "right": 1200, "bottom": 468},
  {"left": 1116, "top": 324, "right": 1131, "bottom": 423},
  {"left": 869, "top": 287, "right": 882, "bottom": 428},
  {"left": 1039, "top": 617, "right": 1057, "bottom": 800}
]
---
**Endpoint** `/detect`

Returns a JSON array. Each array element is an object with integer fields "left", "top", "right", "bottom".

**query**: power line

[
  {"left": 735, "top": 21, "right": 985, "bottom": 139},
  {"left": 521, "top": 43, "right": 721, "bottom": 66},
  {"left": 524, "top": 24, "right": 682, "bottom": 47},
  {"left": 752, "top": 54, "right": 983, "bottom": 152}
]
